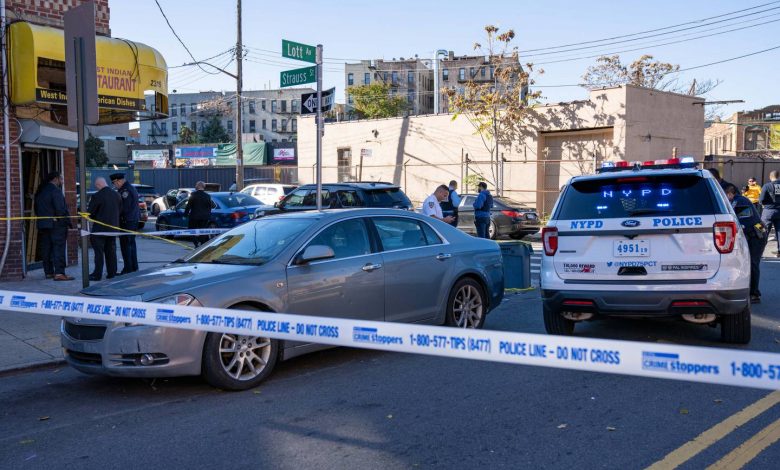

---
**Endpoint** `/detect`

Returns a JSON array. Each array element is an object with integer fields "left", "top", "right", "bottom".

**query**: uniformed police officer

[
  {"left": 725, "top": 184, "right": 766, "bottom": 303},
  {"left": 439, "top": 180, "right": 461, "bottom": 227},
  {"left": 87, "top": 177, "right": 121, "bottom": 280},
  {"left": 759, "top": 170, "right": 780, "bottom": 258},
  {"left": 110, "top": 173, "right": 140, "bottom": 274}
]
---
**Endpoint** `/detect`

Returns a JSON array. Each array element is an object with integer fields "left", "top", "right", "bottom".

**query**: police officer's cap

[{"left": 109, "top": 173, "right": 125, "bottom": 182}]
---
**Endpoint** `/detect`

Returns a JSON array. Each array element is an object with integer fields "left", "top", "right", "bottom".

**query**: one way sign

[{"left": 301, "top": 88, "right": 335, "bottom": 114}]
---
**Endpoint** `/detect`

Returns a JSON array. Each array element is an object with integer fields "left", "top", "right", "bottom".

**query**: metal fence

[
  {"left": 79, "top": 166, "right": 299, "bottom": 194},
  {"left": 703, "top": 154, "right": 780, "bottom": 187}
]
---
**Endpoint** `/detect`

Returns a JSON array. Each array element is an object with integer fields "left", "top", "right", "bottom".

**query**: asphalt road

[{"left": 1, "top": 255, "right": 780, "bottom": 468}]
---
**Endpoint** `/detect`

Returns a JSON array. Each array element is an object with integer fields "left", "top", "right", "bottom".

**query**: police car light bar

[{"left": 597, "top": 157, "right": 698, "bottom": 173}]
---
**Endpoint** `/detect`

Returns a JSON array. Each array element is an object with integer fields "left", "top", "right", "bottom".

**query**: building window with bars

[
  {"left": 348, "top": 73, "right": 354, "bottom": 85},
  {"left": 272, "top": 119, "right": 277, "bottom": 131},
  {"left": 364, "top": 72, "right": 370, "bottom": 84}
]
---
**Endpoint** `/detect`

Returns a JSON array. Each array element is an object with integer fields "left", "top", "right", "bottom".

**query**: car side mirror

[{"left": 297, "top": 245, "right": 335, "bottom": 265}]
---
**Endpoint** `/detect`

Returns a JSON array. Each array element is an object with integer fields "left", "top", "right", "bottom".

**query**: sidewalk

[{"left": 0, "top": 232, "right": 190, "bottom": 373}]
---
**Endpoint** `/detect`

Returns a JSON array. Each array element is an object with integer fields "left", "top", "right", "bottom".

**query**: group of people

[
  {"left": 709, "top": 168, "right": 780, "bottom": 304},
  {"left": 421, "top": 180, "right": 494, "bottom": 239}
]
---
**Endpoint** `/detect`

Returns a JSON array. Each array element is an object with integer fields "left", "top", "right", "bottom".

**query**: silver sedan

[{"left": 62, "top": 209, "right": 505, "bottom": 390}]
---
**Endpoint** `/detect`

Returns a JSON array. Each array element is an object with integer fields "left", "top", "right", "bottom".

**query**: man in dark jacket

[
  {"left": 34, "top": 171, "right": 73, "bottom": 281},
  {"left": 759, "top": 170, "right": 780, "bottom": 257},
  {"left": 110, "top": 173, "right": 140, "bottom": 274},
  {"left": 473, "top": 182, "right": 494, "bottom": 239},
  {"left": 725, "top": 184, "right": 767, "bottom": 303},
  {"left": 87, "top": 177, "right": 121, "bottom": 280},
  {"left": 184, "top": 181, "right": 212, "bottom": 247}
]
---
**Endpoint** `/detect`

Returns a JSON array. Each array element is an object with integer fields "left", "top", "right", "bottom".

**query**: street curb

[{"left": 0, "top": 358, "right": 66, "bottom": 378}]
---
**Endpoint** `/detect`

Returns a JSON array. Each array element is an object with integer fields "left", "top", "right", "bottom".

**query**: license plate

[{"left": 613, "top": 240, "right": 650, "bottom": 257}]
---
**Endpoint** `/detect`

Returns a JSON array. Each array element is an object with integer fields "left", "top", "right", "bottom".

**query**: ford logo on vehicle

[{"left": 621, "top": 219, "right": 641, "bottom": 228}]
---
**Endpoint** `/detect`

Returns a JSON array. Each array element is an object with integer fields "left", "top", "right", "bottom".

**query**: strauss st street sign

[{"left": 280, "top": 65, "right": 316, "bottom": 88}]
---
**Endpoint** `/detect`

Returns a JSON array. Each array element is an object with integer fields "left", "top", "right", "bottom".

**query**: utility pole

[
  {"left": 235, "top": 0, "right": 244, "bottom": 191},
  {"left": 315, "top": 44, "right": 323, "bottom": 211}
]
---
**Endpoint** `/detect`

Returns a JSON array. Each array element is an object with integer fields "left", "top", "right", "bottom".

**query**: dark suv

[{"left": 256, "top": 182, "right": 413, "bottom": 216}]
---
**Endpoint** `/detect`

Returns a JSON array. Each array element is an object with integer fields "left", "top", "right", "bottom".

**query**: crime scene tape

[
  {"left": 80, "top": 228, "right": 229, "bottom": 237},
  {"left": 2, "top": 289, "right": 779, "bottom": 390}
]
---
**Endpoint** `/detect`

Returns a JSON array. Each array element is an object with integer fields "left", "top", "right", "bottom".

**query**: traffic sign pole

[{"left": 315, "top": 44, "right": 323, "bottom": 211}]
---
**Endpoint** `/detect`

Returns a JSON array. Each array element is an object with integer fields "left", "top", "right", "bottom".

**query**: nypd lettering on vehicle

[
  {"left": 570, "top": 220, "right": 604, "bottom": 229},
  {"left": 642, "top": 351, "right": 719, "bottom": 376}
]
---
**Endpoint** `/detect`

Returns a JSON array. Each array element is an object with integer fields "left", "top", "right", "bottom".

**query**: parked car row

[{"left": 154, "top": 192, "right": 263, "bottom": 232}]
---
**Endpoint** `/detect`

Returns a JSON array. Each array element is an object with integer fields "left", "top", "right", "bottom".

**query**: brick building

[{"left": 0, "top": 0, "right": 167, "bottom": 280}]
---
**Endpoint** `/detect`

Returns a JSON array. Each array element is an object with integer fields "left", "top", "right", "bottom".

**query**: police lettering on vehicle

[
  {"left": 570, "top": 220, "right": 604, "bottom": 229},
  {"left": 651, "top": 216, "right": 703, "bottom": 227}
]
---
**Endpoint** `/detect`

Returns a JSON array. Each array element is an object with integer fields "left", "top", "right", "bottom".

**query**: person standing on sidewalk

[
  {"left": 184, "top": 181, "right": 213, "bottom": 248},
  {"left": 743, "top": 177, "right": 761, "bottom": 207},
  {"left": 34, "top": 171, "right": 74, "bottom": 281},
  {"left": 473, "top": 182, "right": 494, "bottom": 239},
  {"left": 439, "top": 180, "right": 461, "bottom": 227},
  {"left": 110, "top": 173, "right": 140, "bottom": 274},
  {"left": 87, "top": 177, "right": 121, "bottom": 281},
  {"left": 759, "top": 170, "right": 780, "bottom": 258}
]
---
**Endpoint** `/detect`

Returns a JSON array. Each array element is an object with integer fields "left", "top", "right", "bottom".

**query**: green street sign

[
  {"left": 282, "top": 39, "right": 316, "bottom": 63},
  {"left": 280, "top": 65, "right": 316, "bottom": 88}
]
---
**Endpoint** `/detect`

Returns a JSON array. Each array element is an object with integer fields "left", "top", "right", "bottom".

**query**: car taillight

[
  {"left": 501, "top": 210, "right": 520, "bottom": 218},
  {"left": 542, "top": 227, "right": 558, "bottom": 256},
  {"left": 231, "top": 211, "right": 247, "bottom": 220},
  {"left": 713, "top": 221, "right": 737, "bottom": 254}
]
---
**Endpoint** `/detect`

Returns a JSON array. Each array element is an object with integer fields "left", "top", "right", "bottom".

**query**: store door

[{"left": 22, "top": 148, "right": 64, "bottom": 268}]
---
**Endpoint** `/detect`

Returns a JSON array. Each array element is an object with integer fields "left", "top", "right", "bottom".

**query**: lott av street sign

[
  {"left": 301, "top": 87, "right": 335, "bottom": 114},
  {"left": 280, "top": 65, "right": 316, "bottom": 88},
  {"left": 282, "top": 39, "right": 316, "bottom": 64}
]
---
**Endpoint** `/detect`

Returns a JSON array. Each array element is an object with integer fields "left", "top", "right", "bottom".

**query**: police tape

[
  {"left": 80, "top": 228, "right": 229, "bottom": 237},
  {"left": 1, "top": 288, "right": 779, "bottom": 390}
]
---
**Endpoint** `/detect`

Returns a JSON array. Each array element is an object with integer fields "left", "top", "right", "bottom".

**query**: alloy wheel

[
  {"left": 452, "top": 284, "right": 484, "bottom": 328},
  {"left": 218, "top": 334, "right": 272, "bottom": 381}
]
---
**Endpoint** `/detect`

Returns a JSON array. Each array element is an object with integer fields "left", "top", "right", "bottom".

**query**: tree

[
  {"left": 198, "top": 116, "right": 231, "bottom": 143},
  {"left": 85, "top": 134, "right": 108, "bottom": 167},
  {"left": 582, "top": 54, "right": 720, "bottom": 96},
  {"left": 445, "top": 25, "right": 543, "bottom": 195},
  {"left": 178, "top": 124, "right": 198, "bottom": 144},
  {"left": 347, "top": 83, "right": 407, "bottom": 119}
]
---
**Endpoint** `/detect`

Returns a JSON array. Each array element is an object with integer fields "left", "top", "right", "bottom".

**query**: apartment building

[
  {"left": 139, "top": 88, "right": 315, "bottom": 145},
  {"left": 438, "top": 51, "right": 525, "bottom": 113},
  {"left": 344, "top": 58, "right": 434, "bottom": 116},
  {"left": 704, "top": 105, "right": 780, "bottom": 156}
]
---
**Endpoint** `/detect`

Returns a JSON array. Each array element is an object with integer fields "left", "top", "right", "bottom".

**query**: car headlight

[{"left": 124, "top": 294, "right": 201, "bottom": 326}]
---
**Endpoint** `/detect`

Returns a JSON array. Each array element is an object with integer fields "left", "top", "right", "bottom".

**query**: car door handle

[
  {"left": 436, "top": 253, "right": 452, "bottom": 260},
  {"left": 362, "top": 263, "right": 383, "bottom": 272}
]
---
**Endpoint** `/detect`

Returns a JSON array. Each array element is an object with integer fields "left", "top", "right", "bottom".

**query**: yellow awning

[{"left": 8, "top": 22, "right": 168, "bottom": 124}]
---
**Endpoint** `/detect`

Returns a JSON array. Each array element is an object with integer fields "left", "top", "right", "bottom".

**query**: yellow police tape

[{"left": 0, "top": 213, "right": 193, "bottom": 249}]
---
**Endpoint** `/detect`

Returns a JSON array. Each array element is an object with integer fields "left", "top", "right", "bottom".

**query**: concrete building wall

[{"left": 297, "top": 85, "right": 704, "bottom": 214}]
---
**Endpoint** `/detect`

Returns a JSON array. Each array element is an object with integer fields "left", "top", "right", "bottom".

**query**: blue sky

[{"left": 111, "top": 0, "right": 780, "bottom": 116}]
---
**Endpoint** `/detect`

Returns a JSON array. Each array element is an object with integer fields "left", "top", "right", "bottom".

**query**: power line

[
  {"left": 518, "top": 0, "right": 780, "bottom": 53},
  {"left": 153, "top": 0, "right": 223, "bottom": 75},
  {"left": 168, "top": 48, "right": 235, "bottom": 69}
]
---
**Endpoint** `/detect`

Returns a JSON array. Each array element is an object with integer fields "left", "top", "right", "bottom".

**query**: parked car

[
  {"left": 132, "top": 184, "right": 159, "bottom": 210},
  {"left": 62, "top": 209, "right": 504, "bottom": 389},
  {"left": 241, "top": 183, "right": 297, "bottom": 206},
  {"left": 150, "top": 183, "right": 221, "bottom": 216},
  {"left": 455, "top": 194, "right": 540, "bottom": 240},
  {"left": 540, "top": 158, "right": 751, "bottom": 343},
  {"left": 255, "top": 182, "right": 413, "bottom": 218},
  {"left": 155, "top": 192, "right": 263, "bottom": 232}
]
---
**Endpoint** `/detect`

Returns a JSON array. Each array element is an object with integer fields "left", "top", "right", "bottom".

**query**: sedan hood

[{"left": 81, "top": 263, "right": 256, "bottom": 300}]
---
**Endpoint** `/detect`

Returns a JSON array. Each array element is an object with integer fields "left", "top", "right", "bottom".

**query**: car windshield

[
  {"left": 183, "top": 218, "right": 315, "bottom": 265},
  {"left": 364, "top": 188, "right": 411, "bottom": 207},
  {"left": 556, "top": 174, "right": 722, "bottom": 219},
  {"left": 213, "top": 193, "right": 262, "bottom": 208}
]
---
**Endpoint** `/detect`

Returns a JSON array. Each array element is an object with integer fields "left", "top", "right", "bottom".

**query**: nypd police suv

[{"left": 540, "top": 157, "right": 752, "bottom": 344}]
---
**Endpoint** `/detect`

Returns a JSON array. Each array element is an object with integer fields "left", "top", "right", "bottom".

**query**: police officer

[
  {"left": 725, "top": 184, "right": 766, "bottom": 303},
  {"left": 439, "top": 180, "right": 461, "bottom": 227},
  {"left": 473, "top": 181, "right": 494, "bottom": 239},
  {"left": 421, "top": 185, "right": 455, "bottom": 224},
  {"left": 87, "top": 177, "right": 121, "bottom": 280},
  {"left": 110, "top": 173, "right": 140, "bottom": 274},
  {"left": 759, "top": 170, "right": 780, "bottom": 258},
  {"left": 34, "top": 171, "right": 73, "bottom": 281}
]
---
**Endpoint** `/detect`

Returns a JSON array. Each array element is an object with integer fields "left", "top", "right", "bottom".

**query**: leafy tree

[
  {"left": 347, "top": 83, "right": 407, "bottom": 119},
  {"left": 85, "top": 133, "right": 108, "bottom": 167},
  {"left": 178, "top": 124, "right": 198, "bottom": 144},
  {"left": 198, "top": 116, "right": 232, "bottom": 144},
  {"left": 445, "top": 25, "right": 542, "bottom": 195}
]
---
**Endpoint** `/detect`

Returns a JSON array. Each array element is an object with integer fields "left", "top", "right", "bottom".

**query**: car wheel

[
  {"left": 445, "top": 278, "right": 486, "bottom": 329},
  {"left": 202, "top": 306, "right": 279, "bottom": 390},
  {"left": 488, "top": 220, "right": 497, "bottom": 240},
  {"left": 152, "top": 203, "right": 160, "bottom": 216},
  {"left": 543, "top": 304, "right": 575, "bottom": 336},
  {"left": 721, "top": 306, "right": 751, "bottom": 344}
]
